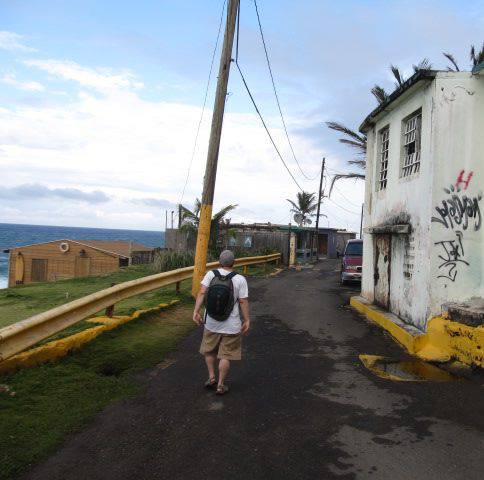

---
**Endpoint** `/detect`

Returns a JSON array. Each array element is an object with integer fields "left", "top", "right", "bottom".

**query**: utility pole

[
  {"left": 312, "top": 158, "right": 325, "bottom": 262},
  {"left": 178, "top": 204, "right": 182, "bottom": 229},
  {"left": 165, "top": 210, "right": 168, "bottom": 231},
  {"left": 171, "top": 210, "right": 174, "bottom": 229},
  {"left": 191, "top": 0, "right": 240, "bottom": 297},
  {"left": 360, "top": 203, "right": 364, "bottom": 239}
]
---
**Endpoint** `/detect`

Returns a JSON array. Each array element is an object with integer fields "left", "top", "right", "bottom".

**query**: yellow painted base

[
  {"left": 0, "top": 300, "right": 180, "bottom": 375},
  {"left": 351, "top": 296, "right": 484, "bottom": 368},
  {"left": 191, "top": 203, "right": 213, "bottom": 298}
]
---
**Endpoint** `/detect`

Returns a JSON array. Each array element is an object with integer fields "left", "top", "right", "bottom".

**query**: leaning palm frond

[
  {"left": 413, "top": 58, "right": 432, "bottom": 72},
  {"left": 390, "top": 64, "right": 405, "bottom": 88},
  {"left": 470, "top": 43, "right": 484, "bottom": 66},
  {"left": 212, "top": 204, "right": 238, "bottom": 223},
  {"left": 326, "top": 122, "right": 367, "bottom": 154},
  {"left": 371, "top": 85, "right": 389, "bottom": 105},
  {"left": 443, "top": 52, "right": 460, "bottom": 71},
  {"left": 329, "top": 173, "right": 365, "bottom": 196},
  {"left": 348, "top": 159, "right": 366, "bottom": 168}
]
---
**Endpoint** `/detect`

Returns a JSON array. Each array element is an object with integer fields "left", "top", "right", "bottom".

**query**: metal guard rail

[{"left": 0, "top": 253, "right": 281, "bottom": 361}]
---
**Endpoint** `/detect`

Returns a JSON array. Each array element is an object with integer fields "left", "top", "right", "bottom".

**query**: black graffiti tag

[
  {"left": 431, "top": 185, "right": 482, "bottom": 231},
  {"left": 435, "top": 231, "right": 469, "bottom": 282}
]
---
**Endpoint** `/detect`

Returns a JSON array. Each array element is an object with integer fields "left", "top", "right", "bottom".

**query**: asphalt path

[{"left": 24, "top": 260, "right": 484, "bottom": 480}]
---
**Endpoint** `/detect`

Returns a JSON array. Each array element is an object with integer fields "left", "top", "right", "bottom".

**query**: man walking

[{"left": 193, "top": 250, "right": 250, "bottom": 395}]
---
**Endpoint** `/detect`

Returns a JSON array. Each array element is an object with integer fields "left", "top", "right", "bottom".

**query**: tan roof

[
  {"left": 5, "top": 239, "right": 153, "bottom": 258},
  {"left": 79, "top": 240, "right": 153, "bottom": 257}
]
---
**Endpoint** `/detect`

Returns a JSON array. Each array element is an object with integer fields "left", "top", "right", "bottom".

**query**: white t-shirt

[{"left": 201, "top": 268, "right": 248, "bottom": 334}]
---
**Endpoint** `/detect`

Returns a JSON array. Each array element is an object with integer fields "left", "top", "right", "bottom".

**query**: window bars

[
  {"left": 378, "top": 127, "right": 389, "bottom": 190},
  {"left": 402, "top": 111, "right": 422, "bottom": 177}
]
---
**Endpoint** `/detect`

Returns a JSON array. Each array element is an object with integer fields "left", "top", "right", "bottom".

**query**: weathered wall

[
  {"left": 362, "top": 81, "right": 435, "bottom": 330},
  {"left": 363, "top": 72, "right": 484, "bottom": 331},
  {"left": 428, "top": 73, "right": 484, "bottom": 316},
  {"left": 8, "top": 241, "right": 120, "bottom": 286}
]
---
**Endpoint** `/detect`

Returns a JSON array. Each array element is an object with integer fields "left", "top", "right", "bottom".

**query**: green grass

[
  {"left": 0, "top": 303, "right": 196, "bottom": 480},
  {"left": 0, "top": 264, "right": 175, "bottom": 329}
]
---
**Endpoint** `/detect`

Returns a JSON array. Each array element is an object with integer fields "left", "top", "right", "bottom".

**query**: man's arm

[
  {"left": 193, "top": 285, "right": 207, "bottom": 325},
  {"left": 239, "top": 297, "right": 250, "bottom": 334}
]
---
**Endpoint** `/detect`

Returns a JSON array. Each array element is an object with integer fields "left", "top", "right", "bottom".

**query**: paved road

[{"left": 25, "top": 261, "right": 484, "bottom": 480}]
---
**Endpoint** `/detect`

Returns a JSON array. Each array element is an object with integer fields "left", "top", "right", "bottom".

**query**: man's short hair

[{"left": 219, "top": 250, "right": 235, "bottom": 267}]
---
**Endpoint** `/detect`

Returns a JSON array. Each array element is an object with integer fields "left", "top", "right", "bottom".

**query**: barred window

[
  {"left": 402, "top": 110, "right": 421, "bottom": 177},
  {"left": 378, "top": 127, "right": 389, "bottom": 190}
]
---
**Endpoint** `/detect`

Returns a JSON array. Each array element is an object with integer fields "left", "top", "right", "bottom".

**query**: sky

[{"left": 1, "top": 0, "right": 483, "bottom": 233}]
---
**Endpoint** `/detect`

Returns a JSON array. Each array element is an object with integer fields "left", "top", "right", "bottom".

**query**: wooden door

[
  {"left": 318, "top": 234, "right": 328, "bottom": 255},
  {"left": 75, "top": 257, "right": 91, "bottom": 277},
  {"left": 374, "top": 235, "right": 391, "bottom": 309},
  {"left": 31, "top": 259, "right": 48, "bottom": 282}
]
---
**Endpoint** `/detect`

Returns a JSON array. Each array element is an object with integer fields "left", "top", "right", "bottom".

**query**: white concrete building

[{"left": 360, "top": 68, "right": 484, "bottom": 332}]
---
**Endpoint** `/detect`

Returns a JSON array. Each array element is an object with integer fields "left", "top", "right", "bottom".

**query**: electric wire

[
  {"left": 327, "top": 197, "right": 361, "bottom": 216},
  {"left": 235, "top": 61, "right": 303, "bottom": 191},
  {"left": 178, "top": 0, "right": 227, "bottom": 206},
  {"left": 332, "top": 184, "right": 362, "bottom": 208},
  {"left": 253, "top": 0, "right": 318, "bottom": 181}
]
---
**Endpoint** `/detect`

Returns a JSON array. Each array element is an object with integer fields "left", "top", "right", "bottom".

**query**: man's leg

[
  {"left": 205, "top": 353, "right": 217, "bottom": 381},
  {"left": 218, "top": 358, "right": 230, "bottom": 386}
]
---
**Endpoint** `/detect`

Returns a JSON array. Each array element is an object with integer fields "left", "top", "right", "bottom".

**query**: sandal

[
  {"left": 205, "top": 378, "right": 217, "bottom": 389},
  {"left": 216, "top": 384, "right": 230, "bottom": 395}
]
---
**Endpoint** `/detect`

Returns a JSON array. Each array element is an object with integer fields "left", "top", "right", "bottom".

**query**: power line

[
  {"left": 327, "top": 197, "right": 361, "bottom": 216},
  {"left": 253, "top": 0, "right": 318, "bottom": 181},
  {"left": 332, "top": 184, "right": 362, "bottom": 208},
  {"left": 235, "top": 61, "right": 303, "bottom": 191},
  {"left": 179, "top": 0, "right": 227, "bottom": 206}
]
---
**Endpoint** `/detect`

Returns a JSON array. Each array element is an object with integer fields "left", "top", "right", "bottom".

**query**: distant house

[
  {"left": 4, "top": 239, "right": 154, "bottom": 287},
  {"left": 360, "top": 69, "right": 483, "bottom": 330},
  {"left": 165, "top": 222, "right": 356, "bottom": 264}
]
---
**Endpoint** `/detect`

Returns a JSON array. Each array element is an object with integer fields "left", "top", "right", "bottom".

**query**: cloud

[
  {"left": 0, "top": 184, "right": 110, "bottom": 204},
  {"left": 131, "top": 197, "right": 174, "bottom": 208},
  {"left": 0, "top": 31, "right": 36, "bottom": 52},
  {"left": 1, "top": 73, "right": 45, "bottom": 92},
  {"left": 24, "top": 59, "right": 144, "bottom": 92}
]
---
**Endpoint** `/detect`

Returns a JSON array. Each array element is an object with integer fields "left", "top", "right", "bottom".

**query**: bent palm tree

[{"left": 287, "top": 191, "right": 318, "bottom": 227}]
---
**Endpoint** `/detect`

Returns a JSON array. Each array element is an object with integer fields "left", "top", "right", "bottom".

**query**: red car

[{"left": 341, "top": 239, "right": 363, "bottom": 285}]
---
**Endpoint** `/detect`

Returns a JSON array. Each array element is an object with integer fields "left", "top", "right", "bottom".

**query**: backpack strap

[
  {"left": 212, "top": 269, "right": 222, "bottom": 279},
  {"left": 226, "top": 271, "right": 238, "bottom": 280}
]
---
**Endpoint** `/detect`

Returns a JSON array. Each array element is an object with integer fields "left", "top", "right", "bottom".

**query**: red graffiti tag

[{"left": 455, "top": 170, "right": 473, "bottom": 190}]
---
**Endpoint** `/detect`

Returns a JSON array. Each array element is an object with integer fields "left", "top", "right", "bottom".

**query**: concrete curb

[
  {"left": 350, "top": 296, "right": 484, "bottom": 368},
  {"left": 0, "top": 300, "right": 181, "bottom": 375}
]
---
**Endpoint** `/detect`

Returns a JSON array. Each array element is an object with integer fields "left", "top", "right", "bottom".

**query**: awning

[{"left": 364, "top": 224, "right": 410, "bottom": 234}]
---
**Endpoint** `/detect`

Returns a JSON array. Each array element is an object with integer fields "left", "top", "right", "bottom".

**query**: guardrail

[{"left": 0, "top": 253, "right": 281, "bottom": 361}]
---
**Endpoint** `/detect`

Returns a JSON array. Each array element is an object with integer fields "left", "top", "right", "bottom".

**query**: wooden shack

[{"left": 4, "top": 239, "right": 154, "bottom": 287}]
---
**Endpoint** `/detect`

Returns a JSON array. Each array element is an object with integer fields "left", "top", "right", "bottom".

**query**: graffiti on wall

[{"left": 431, "top": 171, "right": 482, "bottom": 282}]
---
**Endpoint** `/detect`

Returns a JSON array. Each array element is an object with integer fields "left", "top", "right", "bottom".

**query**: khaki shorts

[{"left": 199, "top": 328, "right": 242, "bottom": 360}]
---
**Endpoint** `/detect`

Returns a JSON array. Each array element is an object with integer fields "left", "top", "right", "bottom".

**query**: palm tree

[
  {"left": 470, "top": 43, "right": 484, "bottom": 67},
  {"left": 325, "top": 122, "right": 367, "bottom": 194},
  {"left": 444, "top": 44, "right": 484, "bottom": 71},
  {"left": 287, "top": 191, "right": 318, "bottom": 227},
  {"left": 180, "top": 199, "right": 237, "bottom": 249},
  {"left": 371, "top": 85, "right": 389, "bottom": 105}
]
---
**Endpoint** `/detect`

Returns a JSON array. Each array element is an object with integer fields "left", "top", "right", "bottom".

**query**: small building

[
  {"left": 360, "top": 69, "right": 483, "bottom": 331},
  {"left": 4, "top": 239, "right": 154, "bottom": 287},
  {"left": 165, "top": 223, "right": 356, "bottom": 264}
]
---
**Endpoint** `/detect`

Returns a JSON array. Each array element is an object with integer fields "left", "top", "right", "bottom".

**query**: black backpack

[{"left": 205, "top": 270, "right": 238, "bottom": 321}]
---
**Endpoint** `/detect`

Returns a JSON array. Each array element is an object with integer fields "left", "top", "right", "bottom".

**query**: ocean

[{"left": 0, "top": 223, "right": 165, "bottom": 289}]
